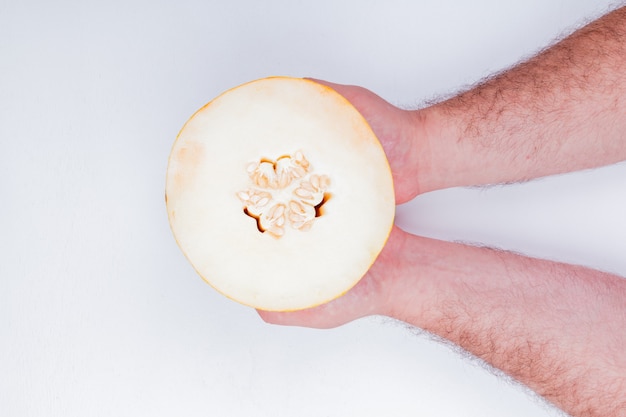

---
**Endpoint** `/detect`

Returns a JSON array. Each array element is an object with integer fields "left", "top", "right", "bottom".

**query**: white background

[{"left": 2, "top": 1, "right": 625, "bottom": 416}]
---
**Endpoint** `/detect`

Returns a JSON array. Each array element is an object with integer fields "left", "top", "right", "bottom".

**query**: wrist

[
  {"left": 406, "top": 105, "right": 467, "bottom": 194},
  {"left": 382, "top": 234, "right": 456, "bottom": 327}
]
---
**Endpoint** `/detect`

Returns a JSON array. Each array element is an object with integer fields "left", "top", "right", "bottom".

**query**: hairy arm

[
  {"left": 417, "top": 6, "right": 626, "bottom": 193},
  {"left": 387, "top": 232, "right": 626, "bottom": 417},
  {"left": 262, "top": 228, "right": 626, "bottom": 416}
]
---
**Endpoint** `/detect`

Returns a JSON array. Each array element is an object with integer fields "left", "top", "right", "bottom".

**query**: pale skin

[{"left": 259, "top": 6, "right": 626, "bottom": 417}]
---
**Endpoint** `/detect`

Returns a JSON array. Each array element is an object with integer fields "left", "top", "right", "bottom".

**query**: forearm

[
  {"left": 416, "top": 6, "right": 626, "bottom": 192},
  {"left": 389, "top": 235, "right": 626, "bottom": 417}
]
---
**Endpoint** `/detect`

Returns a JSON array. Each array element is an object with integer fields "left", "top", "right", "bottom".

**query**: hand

[
  {"left": 305, "top": 79, "right": 425, "bottom": 204},
  {"left": 258, "top": 79, "right": 426, "bottom": 327}
]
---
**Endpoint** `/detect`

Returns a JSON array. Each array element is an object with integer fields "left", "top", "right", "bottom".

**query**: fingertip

[
  {"left": 256, "top": 309, "right": 305, "bottom": 327},
  {"left": 256, "top": 309, "right": 281, "bottom": 324},
  {"left": 303, "top": 77, "right": 346, "bottom": 90},
  {"left": 255, "top": 307, "right": 340, "bottom": 329},
  {"left": 302, "top": 76, "right": 324, "bottom": 83}
]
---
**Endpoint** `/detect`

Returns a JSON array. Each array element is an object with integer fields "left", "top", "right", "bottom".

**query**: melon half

[{"left": 166, "top": 77, "right": 395, "bottom": 311}]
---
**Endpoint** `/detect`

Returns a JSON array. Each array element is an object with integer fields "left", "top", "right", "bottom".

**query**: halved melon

[{"left": 166, "top": 77, "right": 394, "bottom": 311}]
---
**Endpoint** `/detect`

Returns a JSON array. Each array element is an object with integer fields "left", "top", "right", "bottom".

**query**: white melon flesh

[{"left": 166, "top": 77, "right": 395, "bottom": 311}]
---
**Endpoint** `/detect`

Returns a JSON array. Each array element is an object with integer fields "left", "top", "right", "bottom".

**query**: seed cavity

[
  {"left": 238, "top": 151, "right": 331, "bottom": 238},
  {"left": 315, "top": 193, "right": 332, "bottom": 217}
]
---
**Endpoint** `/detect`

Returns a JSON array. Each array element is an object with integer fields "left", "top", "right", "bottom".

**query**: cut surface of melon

[{"left": 166, "top": 77, "right": 395, "bottom": 311}]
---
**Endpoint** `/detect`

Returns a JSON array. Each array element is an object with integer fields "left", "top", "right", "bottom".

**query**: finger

[{"left": 304, "top": 78, "right": 381, "bottom": 114}]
